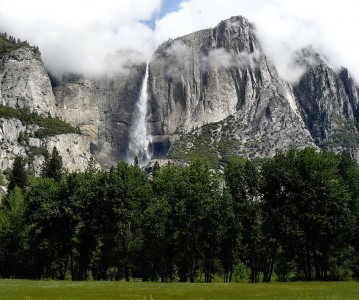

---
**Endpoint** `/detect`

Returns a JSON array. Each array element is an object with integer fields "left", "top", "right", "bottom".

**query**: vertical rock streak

[{"left": 128, "top": 62, "right": 152, "bottom": 164}]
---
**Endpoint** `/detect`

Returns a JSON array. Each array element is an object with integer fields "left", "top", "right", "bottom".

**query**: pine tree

[
  {"left": 85, "top": 156, "right": 98, "bottom": 173},
  {"left": 41, "top": 147, "right": 63, "bottom": 181},
  {"left": 8, "top": 155, "right": 27, "bottom": 193}
]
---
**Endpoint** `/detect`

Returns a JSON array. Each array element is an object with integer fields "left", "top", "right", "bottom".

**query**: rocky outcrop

[
  {"left": 41, "top": 134, "right": 94, "bottom": 173},
  {"left": 53, "top": 75, "right": 100, "bottom": 141},
  {"left": 0, "top": 118, "right": 27, "bottom": 170},
  {"left": 53, "top": 66, "right": 146, "bottom": 164},
  {"left": 0, "top": 117, "right": 94, "bottom": 174},
  {"left": 294, "top": 50, "right": 359, "bottom": 154},
  {"left": 0, "top": 48, "right": 57, "bottom": 116},
  {"left": 2, "top": 16, "right": 359, "bottom": 172},
  {"left": 148, "top": 16, "right": 315, "bottom": 158},
  {"left": 0, "top": 45, "right": 147, "bottom": 172}
]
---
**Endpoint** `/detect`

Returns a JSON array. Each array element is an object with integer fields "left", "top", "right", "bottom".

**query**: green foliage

[
  {"left": 2, "top": 168, "right": 12, "bottom": 181},
  {"left": 7, "top": 155, "right": 27, "bottom": 193},
  {"left": 150, "top": 160, "right": 222, "bottom": 282},
  {"left": 41, "top": 147, "right": 63, "bottom": 181},
  {"left": 169, "top": 120, "right": 238, "bottom": 168},
  {"left": 25, "top": 177, "right": 66, "bottom": 279},
  {"left": 0, "top": 149, "right": 358, "bottom": 283},
  {"left": 27, "top": 146, "right": 48, "bottom": 158},
  {"left": 0, "top": 104, "right": 77, "bottom": 138},
  {"left": 0, "top": 105, "right": 22, "bottom": 119},
  {"left": 224, "top": 160, "right": 267, "bottom": 283},
  {"left": 261, "top": 148, "right": 354, "bottom": 281},
  {"left": 321, "top": 118, "right": 359, "bottom": 149},
  {"left": 0, "top": 187, "right": 28, "bottom": 278},
  {"left": 0, "top": 280, "right": 358, "bottom": 300},
  {"left": 326, "top": 130, "right": 359, "bottom": 149},
  {"left": 34, "top": 117, "right": 78, "bottom": 138},
  {"left": 85, "top": 157, "right": 99, "bottom": 173},
  {"left": 0, "top": 33, "right": 39, "bottom": 57},
  {"left": 0, "top": 36, "right": 19, "bottom": 57},
  {"left": 0, "top": 173, "right": 7, "bottom": 186}
]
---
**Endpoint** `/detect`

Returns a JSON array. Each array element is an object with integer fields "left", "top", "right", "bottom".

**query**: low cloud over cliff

[{"left": 1, "top": 0, "right": 358, "bottom": 82}]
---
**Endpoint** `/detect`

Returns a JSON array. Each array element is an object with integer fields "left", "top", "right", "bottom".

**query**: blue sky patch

[{"left": 144, "top": 0, "right": 182, "bottom": 29}]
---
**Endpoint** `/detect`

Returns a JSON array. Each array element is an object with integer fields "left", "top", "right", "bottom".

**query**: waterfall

[{"left": 127, "top": 62, "right": 152, "bottom": 165}]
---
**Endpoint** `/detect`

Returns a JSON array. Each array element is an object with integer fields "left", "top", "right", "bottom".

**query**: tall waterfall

[{"left": 127, "top": 62, "right": 152, "bottom": 165}]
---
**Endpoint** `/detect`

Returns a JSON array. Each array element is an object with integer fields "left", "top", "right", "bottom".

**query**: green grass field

[{"left": 0, "top": 281, "right": 358, "bottom": 300}]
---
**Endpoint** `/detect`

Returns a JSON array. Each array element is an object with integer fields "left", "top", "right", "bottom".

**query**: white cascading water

[{"left": 127, "top": 62, "right": 152, "bottom": 165}]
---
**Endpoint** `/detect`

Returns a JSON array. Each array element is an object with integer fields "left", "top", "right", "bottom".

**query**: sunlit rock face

[
  {"left": 0, "top": 117, "right": 92, "bottom": 174},
  {"left": 294, "top": 57, "right": 359, "bottom": 156},
  {"left": 2, "top": 15, "right": 359, "bottom": 173},
  {"left": 0, "top": 49, "right": 95, "bottom": 173},
  {"left": 0, "top": 48, "right": 57, "bottom": 116},
  {"left": 49, "top": 16, "right": 359, "bottom": 165},
  {"left": 53, "top": 64, "right": 146, "bottom": 165},
  {"left": 147, "top": 16, "right": 315, "bottom": 158}
]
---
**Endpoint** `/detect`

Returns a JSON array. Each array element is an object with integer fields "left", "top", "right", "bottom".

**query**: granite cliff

[
  {"left": 1, "top": 15, "right": 359, "bottom": 172},
  {"left": 0, "top": 48, "right": 94, "bottom": 173},
  {"left": 148, "top": 16, "right": 316, "bottom": 163}
]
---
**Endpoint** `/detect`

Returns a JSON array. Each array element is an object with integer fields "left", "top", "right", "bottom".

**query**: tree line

[
  {"left": 0, "top": 147, "right": 359, "bottom": 282},
  {"left": 0, "top": 31, "right": 40, "bottom": 56}
]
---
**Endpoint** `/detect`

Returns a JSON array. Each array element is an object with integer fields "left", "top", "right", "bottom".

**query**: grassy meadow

[{"left": 0, "top": 280, "right": 358, "bottom": 300}]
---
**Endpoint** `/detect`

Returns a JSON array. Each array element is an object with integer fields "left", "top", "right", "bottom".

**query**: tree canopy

[{"left": 0, "top": 148, "right": 359, "bottom": 282}]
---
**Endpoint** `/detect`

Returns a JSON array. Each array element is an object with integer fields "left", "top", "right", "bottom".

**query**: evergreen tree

[
  {"left": 85, "top": 156, "right": 98, "bottom": 173},
  {"left": 8, "top": 155, "right": 27, "bottom": 193},
  {"left": 0, "top": 187, "right": 28, "bottom": 278},
  {"left": 41, "top": 147, "right": 63, "bottom": 181}
]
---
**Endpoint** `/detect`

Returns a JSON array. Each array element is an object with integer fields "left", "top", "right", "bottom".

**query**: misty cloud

[
  {"left": 236, "top": 50, "right": 260, "bottom": 69},
  {"left": 164, "top": 40, "right": 192, "bottom": 81},
  {"left": 1, "top": 0, "right": 359, "bottom": 84},
  {"left": 201, "top": 48, "right": 260, "bottom": 74},
  {"left": 0, "top": 0, "right": 162, "bottom": 77},
  {"left": 155, "top": 0, "right": 359, "bottom": 84},
  {"left": 201, "top": 48, "right": 235, "bottom": 72}
]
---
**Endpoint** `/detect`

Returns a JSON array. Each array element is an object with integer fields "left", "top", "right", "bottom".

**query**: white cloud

[
  {"left": 0, "top": 0, "right": 162, "bottom": 76},
  {"left": 1, "top": 0, "right": 359, "bottom": 83},
  {"left": 154, "top": 0, "right": 359, "bottom": 83},
  {"left": 164, "top": 40, "right": 192, "bottom": 80},
  {"left": 202, "top": 48, "right": 235, "bottom": 71}
]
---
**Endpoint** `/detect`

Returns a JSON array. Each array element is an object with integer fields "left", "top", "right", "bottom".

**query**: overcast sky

[{"left": 0, "top": 0, "right": 358, "bottom": 82}]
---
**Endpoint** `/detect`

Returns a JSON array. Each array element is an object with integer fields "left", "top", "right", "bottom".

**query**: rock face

[
  {"left": 42, "top": 134, "right": 94, "bottom": 173},
  {"left": 0, "top": 48, "right": 95, "bottom": 173},
  {"left": 0, "top": 118, "right": 27, "bottom": 170},
  {"left": 53, "top": 65, "right": 145, "bottom": 164},
  {"left": 0, "top": 117, "right": 93, "bottom": 173},
  {"left": 2, "top": 15, "right": 359, "bottom": 173},
  {"left": 294, "top": 51, "right": 359, "bottom": 154},
  {"left": 53, "top": 75, "right": 100, "bottom": 141},
  {"left": 0, "top": 48, "right": 57, "bottom": 116},
  {"left": 148, "top": 16, "right": 315, "bottom": 159}
]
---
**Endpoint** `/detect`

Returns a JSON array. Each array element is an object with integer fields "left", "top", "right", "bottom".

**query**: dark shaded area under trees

[{"left": 0, "top": 148, "right": 359, "bottom": 283}]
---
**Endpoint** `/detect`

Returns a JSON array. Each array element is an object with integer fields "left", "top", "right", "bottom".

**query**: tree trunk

[{"left": 305, "top": 242, "right": 312, "bottom": 281}]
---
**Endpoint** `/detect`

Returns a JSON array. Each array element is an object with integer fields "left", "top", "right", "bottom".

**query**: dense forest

[{"left": 0, "top": 148, "right": 359, "bottom": 283}]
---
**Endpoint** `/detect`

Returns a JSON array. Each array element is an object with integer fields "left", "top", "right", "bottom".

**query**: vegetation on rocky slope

[
  {"left": 0, "top": 32, "right": 39, "bottom": 57},
  {"left": 168, "top": 117, "right": 239, "bottom": 168},
  {"left": 320, "top": 119, "right": 359, "bottom": 149},
  {"left": 169, "top": 113, "right": 359, "bottom": 167},
  {"left": 0, "top": 104, "right": 78, "bottom": 138}
]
